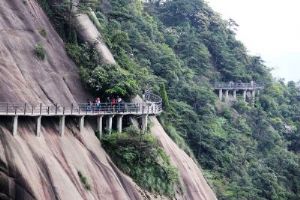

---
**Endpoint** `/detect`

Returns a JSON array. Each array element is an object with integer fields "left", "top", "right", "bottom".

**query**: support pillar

[
  {"left": 243, "top": 90, "right": 247, "bottom": 102},
  {"left": 106, "top": 115, "right": 114, "bottom": 134},
  {"left": 59, "top": 116, "right": 66, "bottom": 136},
  {"left": 97, "top": 116, "right": 103, "bottom": 138},
  {"left": 117, "top": 115, "right": 123, "bottom": 133},
  {"left": 36, "top": 116, "right": 42, "bottom": 137},
  {"left": 233, "top": 90, "right": 237, "bottom": 100},
  {"left": 79, "top": 116, "right": 85, "bottom": 133},
  {"left": 12, "top": 116, "right": 18, "bottom": 136},
  {"left": 219, "top": 89, "right": 223, "bottom": 101},
  {"left": 225, "top": 90, "right": 229, "bottom": 102},
  {"left": 142, "top": 115, "right": 148, "bottom": 133},
  {"left": 252, "top": 90, "right": 256, "bottom": 105}
]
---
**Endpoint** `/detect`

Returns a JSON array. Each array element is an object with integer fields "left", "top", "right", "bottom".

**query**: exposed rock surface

[{"left": 0, "top": 0, "right": 217, "bottom": 199}]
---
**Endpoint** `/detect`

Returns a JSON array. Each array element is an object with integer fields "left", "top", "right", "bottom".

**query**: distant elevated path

[
  {"left": 213, "top": 81, "right": 264, "bottom": 103},
  {"left": 214, "top": 81, "right": 264, "bottom": 91},
  {"left": 0, "top": 92, "right": 162, "bottom": 137}
]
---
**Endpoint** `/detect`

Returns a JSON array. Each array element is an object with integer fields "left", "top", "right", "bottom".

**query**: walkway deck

[
  {"left": 0, "top": 102, "right": 162, "bottom": 117},
  {"left": 213, "top": 82, "right": 264, "bottom": 103},
  {"left": 0, "top": 93, "right": 162, "bottom": 117},
  {"left": 0, "top": 92, "right": 162, "bottom": 136},
  {"left": 214, "top": 82, "right": 264, "bottom": 90}
]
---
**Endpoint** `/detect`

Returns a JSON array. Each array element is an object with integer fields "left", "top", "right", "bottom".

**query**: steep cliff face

[
  {"left": 0, "top": 0, "right": 216, "bottom": 199},
  {"left": 0, "top": 0, "right": 89, "bottom": 104},
  {"left": 0, "top": 0, "right": 145, "bottom": 199}
]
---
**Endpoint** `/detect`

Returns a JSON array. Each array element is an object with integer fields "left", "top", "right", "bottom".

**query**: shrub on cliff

[
  {"left": 102, "top": 127, "right": 180, "bottom": 197},
  {"left": 34, "top": 43, "right": 46, "bottom": 60}
]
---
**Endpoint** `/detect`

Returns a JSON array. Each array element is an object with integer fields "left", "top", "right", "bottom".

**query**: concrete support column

[
  {"left": 12, "top": 116, "right": 18, "bottom": 136},
  {"left": 79, "top": 116, "right": 85, "bottom": 133},
  {"left": 225, "top": 90, "right": 229, "bottom": 102},
  {"left": 142, "top": 115, "right": 148, "bottom": 133},
  {"left": 36, "top": 116, "right": 42, "bottom": 137},
  {"left": 233, "top": 90, "right": 237, "bottom": 100},
  {"left": 97, "top": 116, "right": 103, "bottom": 138},
  {"left": 252, "top": 90, "right": 256, "bottom": 104},
  {"left": 117, "top": 115, "right": 123, "bottom": 133},
  {"left": 106, "top": 115, "right": 114, "bottom": 134},
  {"left": 59, "top": 116, "right": 66, "bottom": 137},
  {"left": 243, "top": 90, "right": 247, "bottom": 102},
  {"left": 219, "top": 89, "right": 223, "bottom": 101}
]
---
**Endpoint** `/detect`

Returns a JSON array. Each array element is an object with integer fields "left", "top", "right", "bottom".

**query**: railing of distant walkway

[
  {"left": 0, "top": 93, "right": 163, "bottom": 116},
  {"left": 214, "top": 82, "right": 264, "bottom": 90}
]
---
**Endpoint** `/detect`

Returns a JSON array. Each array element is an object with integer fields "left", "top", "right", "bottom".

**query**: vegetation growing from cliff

[
  {"left": 40, "top": 0, "right": 300, "bottom": 199},
  {"left": 102, "top": 127, "right": 179, "bottom": 197},
  {"left": 66, "top": 43, "right": 138, "bottom": 97},
  {"left": 34, "top": 43, "right": 46, "bottom": 60},
  {"left": 78, "top": 171, "right": 91, "bottom": 191}
]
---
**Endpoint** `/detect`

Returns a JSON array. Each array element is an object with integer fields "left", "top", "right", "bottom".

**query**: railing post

[
  {"left": 63, "top": 107, "right": 65, "bottom": 115},
  {"left": 32, "top": 105, "right": 34, "bottom": 115},
  {"left": 47, "top": 106, "right": 50, "bottom": 115},
  {"left": 55, "top": 104, "right": 58, "bottom": 115},
  {"left": 71, "top": 104, "right": 73, "bottom": 115},
  {"left": 24, "top": 103, "right": 27, "bottom": 115},
  {"left": 14, "top": 106, "right": 17, "bottom": 115},
  {"left": 6, "top": 103, "right": 8, "bottom": 114}
]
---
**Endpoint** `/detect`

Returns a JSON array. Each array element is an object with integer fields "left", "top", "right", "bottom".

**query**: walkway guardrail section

[
  {"left": 0, "top": 102, "right": 162, "bottom": 116},
  {"left": 214, "top": 82, "right": 264, "bottom": 90},
  {"left": 0, "top": 93, "right": 163, "bottom": 116}
]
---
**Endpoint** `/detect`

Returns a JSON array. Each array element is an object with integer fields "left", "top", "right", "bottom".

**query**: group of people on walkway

[{"left": 86, "top": 96, "right": 125, "bottom": 112}]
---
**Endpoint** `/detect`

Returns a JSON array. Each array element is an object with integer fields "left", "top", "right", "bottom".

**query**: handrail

[
  {"left": 0, "top": 93, "right": 163, "bottom": 116},
  {"left": 144, "top": 91, "right": 162, "bottom": 103},
  {"left": 213, "top": 82, "right": 264, "bottom": 90}
]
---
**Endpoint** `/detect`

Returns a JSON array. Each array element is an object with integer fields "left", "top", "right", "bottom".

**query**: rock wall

[{"left": 0, "top": 0, "right": 143, "bottom": 199}]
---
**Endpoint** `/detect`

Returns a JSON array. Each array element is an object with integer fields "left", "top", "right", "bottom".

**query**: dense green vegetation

[
  {"left": 66, "top": 43, "right": 138, "bottom": 97},
  {"left": 40, "top": 0, "right": 300, "bottom": 199},
  {"left": 102, "top": 127, "right": 179, "bottom": 196}
]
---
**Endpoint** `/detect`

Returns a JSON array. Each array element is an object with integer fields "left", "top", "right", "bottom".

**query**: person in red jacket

[{"left": 111, "top": 97, "right": 117, "bottom": 112}]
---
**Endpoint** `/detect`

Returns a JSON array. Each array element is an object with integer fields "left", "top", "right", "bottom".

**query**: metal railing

[
  {"left": 0, "top": 93, "right": 163, "bottom": 116},
  {"left": 214, "top": 82, "right": 264, "bottom": 90}
]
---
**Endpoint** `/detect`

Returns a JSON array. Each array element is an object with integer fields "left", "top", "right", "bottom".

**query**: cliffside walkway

[
  {"left": 0, "top": 92, "right": 162, "bottom": 137},
  {"left": 214, "top": 81, "right": 264, "bottom": 103}
]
